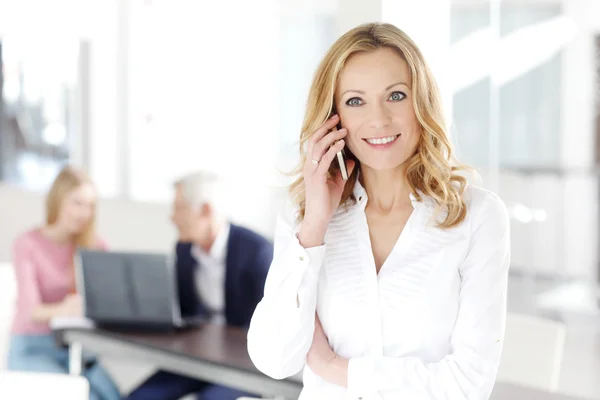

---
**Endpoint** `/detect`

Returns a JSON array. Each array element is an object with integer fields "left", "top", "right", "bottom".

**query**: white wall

[
  {"left": 125, "top": 0, "right": 282, "bottom": 203},
  {"left": 547, "top": 0, "right": 598, "bottom": 280},
  {"left": 499, "top": 172, "right": 598, "bottom": 280},
  {"left": 0, "top": 183, "right": 173, "bottom": 262},
  {"left": 0, "top": 179, "right": 286, "bottom": 262},
  {"left": 0, "top": 262, "right": 15, "bottom": 368}
]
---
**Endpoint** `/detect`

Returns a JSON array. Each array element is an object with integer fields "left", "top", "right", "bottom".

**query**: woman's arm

[
  {"left": 31, "top": 303, "right": 63, "bottom": 322},
  {"left": 315, "top": 193, "right": 511, "bottom": 399},
  {"left": 247, "top": 203, "right": 327, "bottom": 379},
  {"left": 13, "top": 237, "right": 81, "bottom": 323},
  {"left": 31, "top": 297, "right": 79, "bottom": 322}
]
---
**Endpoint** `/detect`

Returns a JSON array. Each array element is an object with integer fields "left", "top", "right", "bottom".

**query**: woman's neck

[
  {"left": 40, "top": 224, "right": 73, "bottom": 245},
  {"left": 360, "top": 165, "right": 413, "bottom": 213}
]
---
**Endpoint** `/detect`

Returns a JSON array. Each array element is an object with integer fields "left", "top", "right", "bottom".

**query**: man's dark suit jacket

[{"left": 175, "top": 223, "right": 273, "bottom": 327}]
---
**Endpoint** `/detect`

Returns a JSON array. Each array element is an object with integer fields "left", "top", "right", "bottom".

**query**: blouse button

[{"left": 299, "top": 255, "right": 305, "bottom": 261}]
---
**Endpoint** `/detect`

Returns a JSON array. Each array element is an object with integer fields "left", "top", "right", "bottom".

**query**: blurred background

[{"left": 0, "top": 0, "right": 599, "bottom": 398}]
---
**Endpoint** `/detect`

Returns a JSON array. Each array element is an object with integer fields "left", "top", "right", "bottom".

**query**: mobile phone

[
  {"left": 329, "top": 106, "right": 349, "bottom": 181},
  {"left": 331, "top": 126, "right": 349, "bottom": 181}
]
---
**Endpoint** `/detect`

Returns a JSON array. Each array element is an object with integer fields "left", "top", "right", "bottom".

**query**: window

[
  {"left": 127, "top": 0, "right": 282, "bottom": 202},
  {"left": 0, "top": 35, "right": 79, "bottom": 190}
]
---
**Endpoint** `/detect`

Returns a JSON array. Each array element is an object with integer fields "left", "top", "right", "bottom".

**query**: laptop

[{"left": 75, "top": 249, "right": 205, "bottom": 331}]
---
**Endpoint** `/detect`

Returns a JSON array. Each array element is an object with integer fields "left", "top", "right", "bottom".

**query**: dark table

[{"left": 55, "top": 323, "right": 593, "bottom": 400}]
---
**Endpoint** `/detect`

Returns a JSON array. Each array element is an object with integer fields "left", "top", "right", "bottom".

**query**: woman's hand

[
  {"left": 307, "top": 315, "right": 336, "bottom": 372},
  {"left": 299, "top": 114, "right": 356, "bottom": 248},
  {"left": 306, "top": 315, "right": 349, "bottom": 387},
  {"left": 57, "top": 294, "right": 83, "bottom": 317}
]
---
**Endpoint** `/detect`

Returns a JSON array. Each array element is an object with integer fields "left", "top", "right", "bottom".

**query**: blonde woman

[
  {"left": 7, "top": 166, "right": 121, "bottom": 400},
  {"left": 247, "top": 23, "right": 510, "bottom": 399}
]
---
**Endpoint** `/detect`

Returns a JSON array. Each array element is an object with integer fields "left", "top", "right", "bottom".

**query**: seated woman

[{"left": 6, "top": 165, "right": 122, "bottom": 400}]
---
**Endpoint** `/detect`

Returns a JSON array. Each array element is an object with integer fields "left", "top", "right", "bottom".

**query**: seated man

[{"left": 126, "top": 171, "right": 273, "bottom": 400}]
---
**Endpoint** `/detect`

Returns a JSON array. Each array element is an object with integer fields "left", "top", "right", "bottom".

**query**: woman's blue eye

[
  {"left": 346, "top": 97, "right": 363, "bottom": 107},
  {"left": 389, "top": 91, "right": 406, "bottom": 101}
]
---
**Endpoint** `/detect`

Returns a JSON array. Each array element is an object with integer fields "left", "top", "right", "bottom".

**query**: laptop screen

[{"left": 76, "top": 249, "right": 180, "bottom": 325}]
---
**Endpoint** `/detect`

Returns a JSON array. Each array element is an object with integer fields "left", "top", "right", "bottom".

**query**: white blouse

[{"left": 247, "top": 181, "right": 511, "bottom": 400}]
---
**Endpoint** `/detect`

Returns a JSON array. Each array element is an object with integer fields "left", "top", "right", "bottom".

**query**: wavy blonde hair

[
  {"left": 289, "top": 22, "right": 468, "bottom": 228},
  {"left": 46, "top": 165, "right": 99, "bottom": 249}
]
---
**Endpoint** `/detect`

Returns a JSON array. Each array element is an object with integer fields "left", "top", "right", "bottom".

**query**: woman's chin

[{"left": 68, "top": 222, "right": 88, "bottom": 236}]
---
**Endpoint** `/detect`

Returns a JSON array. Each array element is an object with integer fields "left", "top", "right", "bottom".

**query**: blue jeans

[
  {"left": 7, "top": 334, "right": 122, "bottom": 400},
  {"left": 126, "top": 370, "right": 257, "bottom": 400}
]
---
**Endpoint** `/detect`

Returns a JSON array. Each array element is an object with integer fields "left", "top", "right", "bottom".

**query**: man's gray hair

[{"left": 174, "top": 171, "right": 223, "bottom": 209}]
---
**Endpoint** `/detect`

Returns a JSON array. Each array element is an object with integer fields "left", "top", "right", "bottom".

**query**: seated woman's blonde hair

[
  {"left": 46, "top": 165, "right": 98, "bottom": 248},
  {"left": 289, "top": 22, "right": 469, "bottom": 229}
]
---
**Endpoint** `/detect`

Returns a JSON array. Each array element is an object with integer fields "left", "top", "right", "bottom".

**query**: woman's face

[
  {"left": 57, "top": 183, "right": 97, "bottom": 235},
  {"left": 335, "top": 47, "right": 421, "bottom": 172}
]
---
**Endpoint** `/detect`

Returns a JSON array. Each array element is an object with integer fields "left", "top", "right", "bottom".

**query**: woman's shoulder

[
  {"left": 463, "top": 185, "right": 510, "bottom": 228},
  {"left": 13, "top": 228, "right": 44, "bottom": 252}
]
